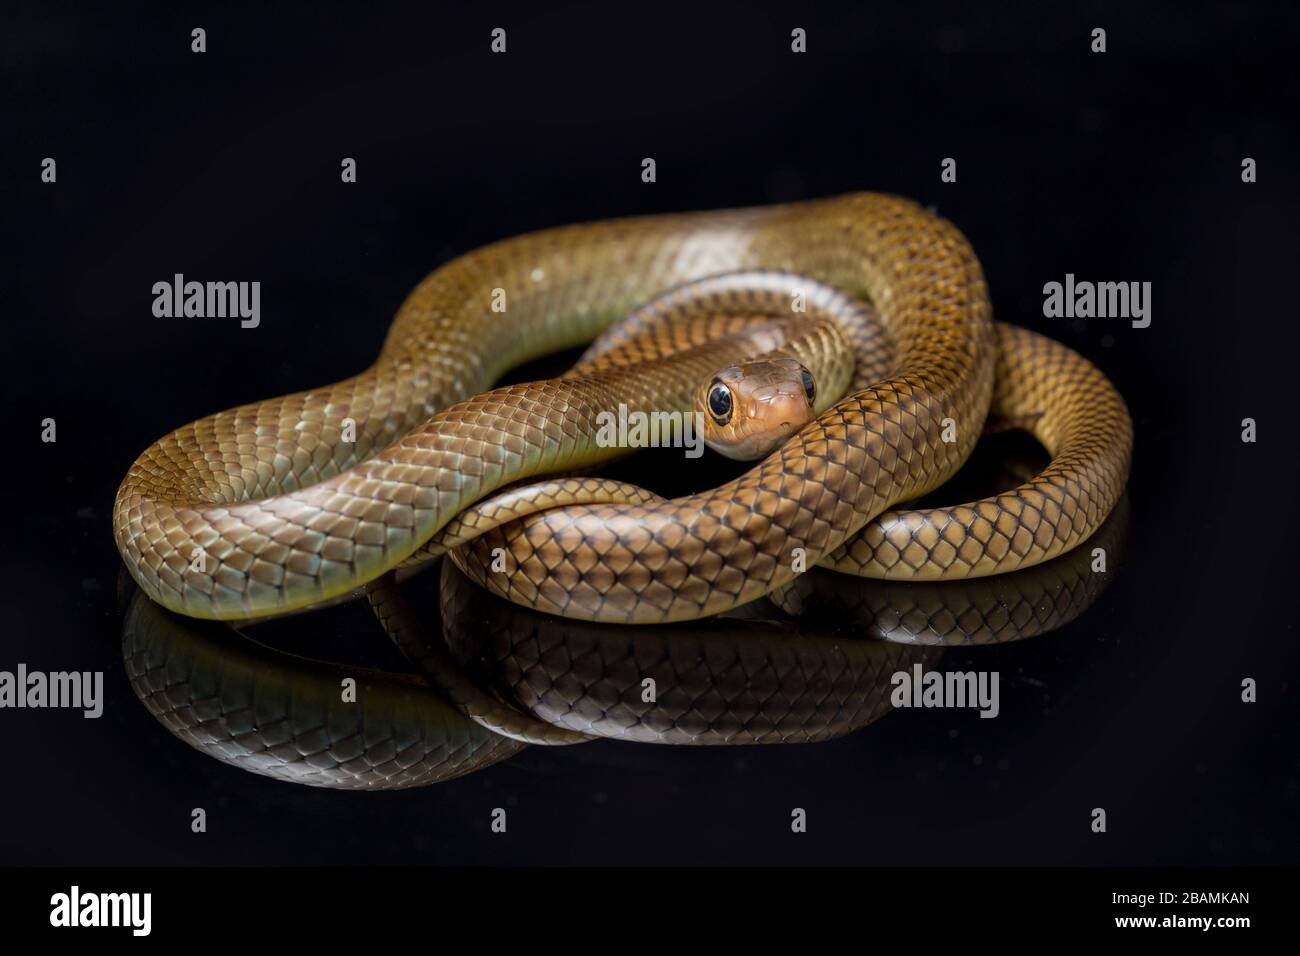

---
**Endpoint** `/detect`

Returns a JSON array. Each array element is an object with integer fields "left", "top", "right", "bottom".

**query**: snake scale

[
  {"left": 113, "top": 193, "right": 1132, "bottom": 624},
  {"left": 121, "top": 496, "right": 1126, "bottom": 786}
]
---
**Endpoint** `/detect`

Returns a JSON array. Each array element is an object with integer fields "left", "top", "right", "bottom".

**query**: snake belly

[{"left": 114, "top": 193, "right": 1002, "bottom": 622}]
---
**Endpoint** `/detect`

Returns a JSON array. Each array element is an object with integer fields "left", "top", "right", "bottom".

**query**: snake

[
  {"left": 121, "top": 493, "right": 1126, "bottom": 786},
  {"left": 113, "top": 192, "right": 1132, "bottom": 624},
  {"left": 121, "top": 587, "right": 525, "bottom": 789}
]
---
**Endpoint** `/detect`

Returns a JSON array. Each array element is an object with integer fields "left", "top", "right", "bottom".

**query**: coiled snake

[
  {"left": 121, "top": 495, "right": 1128, "bottom": 786},
  {"left": 113, "top": 193, "right": 1132, "bottom": 624}
]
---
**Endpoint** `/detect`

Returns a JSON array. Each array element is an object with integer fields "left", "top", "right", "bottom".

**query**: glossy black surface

[{"left": 3, "top": 2, "right": 1297, "bottom": 865}]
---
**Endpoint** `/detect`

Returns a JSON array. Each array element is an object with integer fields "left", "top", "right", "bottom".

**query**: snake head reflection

[{"left": 695, "top": 356, "right": 817, "bottom": 460}]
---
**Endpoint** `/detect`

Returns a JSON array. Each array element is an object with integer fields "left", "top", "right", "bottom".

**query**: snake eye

[
  {"left": 801, "top": 368, "right": 816, "bottom": 405},
  {"left": 707, "top": 381, "right": 733, "bottom": 424}
]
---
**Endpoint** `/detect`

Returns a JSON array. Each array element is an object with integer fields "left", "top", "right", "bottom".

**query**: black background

[{"left": 2, "top": 1, "right": 1297, "bottom": 866}]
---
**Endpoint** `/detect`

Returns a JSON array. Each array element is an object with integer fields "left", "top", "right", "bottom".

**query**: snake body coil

[{"left": 114, "top": 193, "right": 1130, "bottom": 623}]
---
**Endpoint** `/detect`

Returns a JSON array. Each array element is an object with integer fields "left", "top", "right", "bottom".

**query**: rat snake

[{"left": 113, "top": 193, "right": 1131, "bottom": 624}]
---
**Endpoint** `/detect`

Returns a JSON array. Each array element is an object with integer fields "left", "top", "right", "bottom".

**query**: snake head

[{"left": 695, "top": 357, "right": 817, "bottom": 460}]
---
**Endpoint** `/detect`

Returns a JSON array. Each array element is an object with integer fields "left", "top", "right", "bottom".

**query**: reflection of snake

[
  {"left": 114, "top": 193, "right": 1131, "bottom": 623},
  {"left": 771, "top": 494, "right": 1129, "bottom": 645},
  {"left": 122, "top": 495, "right": 1125, "bottom": 784},
  {"left": 121, "top": 590, "right": 524, "bottom": 789},
  {"left": 427, "top": 495, "right": 1127, "bottom": 743}
]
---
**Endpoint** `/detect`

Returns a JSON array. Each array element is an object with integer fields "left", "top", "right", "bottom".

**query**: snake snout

[{"left": 696, "top": 357, "right": 817, "bottom": 461}]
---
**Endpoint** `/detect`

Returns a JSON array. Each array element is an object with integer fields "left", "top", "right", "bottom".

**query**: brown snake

[
  {"left": 113, "top": 193, "right": 1132, "bottom": 623},
  {"left": 121, "top": 495, "right": 1127, "bottom": 785}
]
